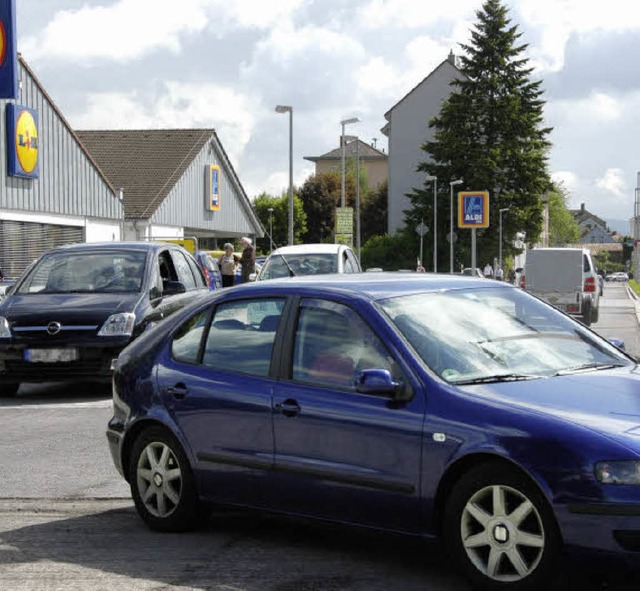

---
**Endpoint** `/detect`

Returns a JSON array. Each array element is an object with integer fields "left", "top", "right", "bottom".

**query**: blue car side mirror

[{"left": 356, "top": 368, "right": 409, "bottom": 400}]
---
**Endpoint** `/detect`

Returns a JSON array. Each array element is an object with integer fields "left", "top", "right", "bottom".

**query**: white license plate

[{"left": 24, "top": 348, "right": 79, "bottom": 363}]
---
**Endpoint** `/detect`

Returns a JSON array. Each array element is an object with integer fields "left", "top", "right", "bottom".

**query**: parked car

[
  {"left": 256, "top": 243, "right": 361, "bottom": 280},
  {"left": 0, "top": 242, "right": 209, "bottom": 396},
  {"left": 108, "top": 273, "right": 638, "bottom": 590},
  {"left": 194, "top": 251, "right": 221, "bottom": 290},
  {"left": 605, "top": 271, "right": 629, "bottom": 282},
  {"left": 520, "top": 247, "right": 600, "bottom": 325}
]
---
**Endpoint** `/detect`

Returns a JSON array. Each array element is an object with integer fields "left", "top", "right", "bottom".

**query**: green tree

[
  {"left": 547, "top": 186, "right": 581, "bottom": 246},
  {"left": 408, "top": 0, "right": 552, "bottom": 270},
  {"left": 361, "top": 180, "right": 388, "bottom": 244},
  {"left": 252, "top": 192, "right": 307, "bottom": 253}
]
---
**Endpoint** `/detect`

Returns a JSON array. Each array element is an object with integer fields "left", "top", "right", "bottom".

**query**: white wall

[
  {"left": 85, "top": 219, "right": 121, "bottom": 242},
  {"left": 386, "top": 61, "right": 465, "bottom": 234}
]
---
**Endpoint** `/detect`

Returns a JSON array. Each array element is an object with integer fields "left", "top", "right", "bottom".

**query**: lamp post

[
  {"left": 499, "top": 207, "right": 509, "bottom": 272},
  {"left": 275, "top": 105, "right": 294, "bottom": 245},
  {"left": 425, "top": 175, "right": 437, "bottom": 272},
  {"left": 267, "top": 207, "right": 274, "bottom": 253},
  {"left": 449, "top": 179, "right": 463, "bottom": 273},
  {"left": 340, "top": 117, "right": 360, "bottom": 208}
]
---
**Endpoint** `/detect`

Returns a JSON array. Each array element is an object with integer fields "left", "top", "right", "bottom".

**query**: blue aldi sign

[
  {"left": 206, "top": 164, "right": 221, "bottom": 211},
  {"left": 0, "top": 0, "right": 18, "bottom": 99},
  {"left": 458, "top": 191, "right": 490, "bottom": 228}
]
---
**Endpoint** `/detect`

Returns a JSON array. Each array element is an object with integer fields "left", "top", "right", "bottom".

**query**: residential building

[{"left": 381, "top": 52, "right": 465, "bottom": 234}]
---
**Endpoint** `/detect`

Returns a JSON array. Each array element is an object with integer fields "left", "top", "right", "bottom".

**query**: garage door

[{"left": 0, "top": 220, "right": 85, "bottom": 280}]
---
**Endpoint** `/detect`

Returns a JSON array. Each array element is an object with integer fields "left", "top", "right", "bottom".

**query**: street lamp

[
  {"left": 449, "top": 179, "right": 463, "bottom": 274},
  {"left": 340, "top": 117, "right": 360, "bottom": 208},
  {"left": 425, "top": 175, "right": 437, "bottom": 272},
  {"left": 267, "top": 207, "right": 274, "bottom": 253},
  {"left": 275, "top": 105, "right": 294, "bottom": 245},
  {"left": 499, "top": 207, "right": 509, "bottom": 271}
]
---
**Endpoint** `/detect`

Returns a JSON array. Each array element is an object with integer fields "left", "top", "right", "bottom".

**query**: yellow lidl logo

[
  {"left": 15, "top": 109, "right": 39, "bottom": 173},
  {"left": 6, "top": 104, "right": 39, "bottom": 178}
]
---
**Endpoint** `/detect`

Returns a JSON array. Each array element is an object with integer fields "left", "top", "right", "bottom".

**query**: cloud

[
  {"left": 71, "top": 82, "right": 256, "bottom": 165},
  {"left": 596, "top": 168, "right": 628, "bottom": 204},
  {"left": 357, "top": 0, "right": 477, "bottom": 30},
  {"left": 19, "top": 0, "right": 307, "bottom": 64}
]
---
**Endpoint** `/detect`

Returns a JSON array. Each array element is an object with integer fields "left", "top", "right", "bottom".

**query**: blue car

[{"left": 107, "top": 273, "right": 639, "bottom": 590}]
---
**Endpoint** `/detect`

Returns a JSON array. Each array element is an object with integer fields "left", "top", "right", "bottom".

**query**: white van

[{"left": 520, "top": 247, "right": 600, "bottom": 326}]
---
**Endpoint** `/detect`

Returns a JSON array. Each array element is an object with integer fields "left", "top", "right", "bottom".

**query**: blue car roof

[{"left": 226, "top": 272, "right": 508, "bottom": 302}]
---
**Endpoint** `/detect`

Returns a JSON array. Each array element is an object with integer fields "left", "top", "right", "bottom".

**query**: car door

[
  {"left": 155, "top": 248, "right": 207, "bottom": 319},
  {"left": 272, "top": 297, "right": 425, "bottom": 532},
  {"left": 156, "top": 296, "right": 287, "bottom": 506}
]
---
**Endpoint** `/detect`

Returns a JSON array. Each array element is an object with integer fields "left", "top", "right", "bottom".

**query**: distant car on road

[
  {"left": 0, "top": 242, "right": 209, "bottom": 397},
  {"left": 460, "top": 267, "right": 483, "bottom": 278},
  {"left": 605, "top": 271, "right": 629, "bottom": 282},
  {"left": 108, "top": 273, "right": 638, "bottom": 591}
]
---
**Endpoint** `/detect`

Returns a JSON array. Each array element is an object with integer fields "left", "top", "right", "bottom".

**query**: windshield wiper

[
  {"left": 277, "top": 254, "right": 296, "bottom": 277},
  {"left": 554, "top": 362, "right": 627, "bottom": 376},
  {"left": 452, "top": 373, "right": 543, "bottom": 385}
]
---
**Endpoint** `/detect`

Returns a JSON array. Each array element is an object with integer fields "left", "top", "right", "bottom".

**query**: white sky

[{"left": 15, "top": 0, "right": 640, "bottom": 231}]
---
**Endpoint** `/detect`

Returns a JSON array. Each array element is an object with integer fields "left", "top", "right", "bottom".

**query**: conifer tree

[{"left": 406, "top": 0, "right": 552, "bottom": 269}]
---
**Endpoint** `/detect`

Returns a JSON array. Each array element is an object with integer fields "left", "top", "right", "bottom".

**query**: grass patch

[{"left": 630, "top": 279, "right": 640, "bottom": 297}]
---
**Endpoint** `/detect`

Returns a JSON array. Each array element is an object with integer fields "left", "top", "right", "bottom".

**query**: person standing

[
  {"left": 240, "top": 237, "right": 256, "bottom": 283},
  {"left": 483, "top": 263, "right": 493, "bottom": 278},
  {"left": 495, "top": 266, "right": 504, "bottom": 281},
  {"left": 218, "top": 243, "right": 238, "bottom": 288}
]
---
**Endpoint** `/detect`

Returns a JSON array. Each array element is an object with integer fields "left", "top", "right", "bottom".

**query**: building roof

[
  {"left": 75, "top": 128, "right": 226, "bottom": 219},
  {"left": 570, "top": 203, "right": 608, "bottom": 229},
  {"left": 17, "top": 55, "right": 117, "bottom": 197},
  {"left": 303, "top": 137, "right": 387, "bottom": 163},
  {"left": 381, "top": 52, "right": 466, "bottom": 133}
]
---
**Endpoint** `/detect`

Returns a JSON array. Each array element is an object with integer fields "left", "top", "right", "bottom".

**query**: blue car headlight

[
  {"left": 595, "top": 460, "right": 640, "bottom": 485},
  {"left": 98, "top": 313, "right": 136, "bottom": 337},
  {"left": 0, "top": 316, "right": 10, "bottom": 338}
]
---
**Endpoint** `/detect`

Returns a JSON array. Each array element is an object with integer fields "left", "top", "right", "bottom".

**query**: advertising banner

[{"left": 6, "top": 104, "right": 39, "bottom": 179}]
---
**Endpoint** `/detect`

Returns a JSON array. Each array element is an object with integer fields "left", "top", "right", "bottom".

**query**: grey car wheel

[
  {"left": 444, "top": 464, "right": 560, "bottom": 591},
  {"left": 129, "top": 426, "right": 202, "bottom": 532}
]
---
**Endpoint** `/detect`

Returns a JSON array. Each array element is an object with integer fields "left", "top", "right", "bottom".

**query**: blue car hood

[
  {"left": 463, "top": 365, "right": 640, "bottom": 447},
  {"left": 1, "top": 293, "right": 140, "bottom": 324}
]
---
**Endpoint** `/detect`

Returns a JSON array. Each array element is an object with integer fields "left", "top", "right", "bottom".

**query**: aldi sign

[{"left": 458, "top": 191, "right": 489, "bottom": 228}]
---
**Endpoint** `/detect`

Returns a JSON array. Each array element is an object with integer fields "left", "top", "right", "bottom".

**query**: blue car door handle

[
  {"left": 275, "top": 398, "right": 300, "bottom": 417},
  {"left": 166, "top": 383, "right": 189, "bottom": 399}
]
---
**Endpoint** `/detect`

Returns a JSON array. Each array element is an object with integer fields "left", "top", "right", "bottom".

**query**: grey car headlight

[
  {"left": 595, "top": 460, "right": 640, "bottom": 485},
  {"left": 0, "top": 317, "right": 11, "bottom": 338},
  {"left": 98, "top": 313, "right": 136, "bottom": 337}
]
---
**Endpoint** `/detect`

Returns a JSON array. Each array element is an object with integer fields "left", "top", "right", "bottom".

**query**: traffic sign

[{"left": 415, "top": 222, "right": 429, "bottom": 236}]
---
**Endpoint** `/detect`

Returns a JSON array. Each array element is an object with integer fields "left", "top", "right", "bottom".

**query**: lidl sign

[
  {"left": 458, "top": 191, "right": 489, "bottom": 228},
  {"left": 0, "top": 0, "right": 18, "bottom": 99},
  {"left": 6, "top": 104, "right": 39, "bottom": 178}
]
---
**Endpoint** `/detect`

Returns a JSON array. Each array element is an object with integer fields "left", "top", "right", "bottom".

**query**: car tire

[
  {"left": 581, "top": 299, "right": 592, "bottom": 326},
  {"left": 591, "top": 305, "right": 599, "bottom": 324},
  {"left": 129, "top": 426, "right": 203, "bottom": 532},
  {"left": 0, "top": 383, "right": 20, "bottom": 397},
  {"left": 444, "top": 463, "right": 561, "bottom": 591}
]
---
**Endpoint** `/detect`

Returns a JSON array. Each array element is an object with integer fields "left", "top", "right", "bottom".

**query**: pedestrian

[
  {"left": 483, "top": 263, "right": 493, "bottom": 278},
  {"left": 495, "top": 267, "right": 504, "bottom": 281},
  {"left": 218, "top": 243, "right": 238, "bottom": 287},
  {"left": 240, "top": 236, "right": 256, "bottom": 283},
  {"left": 507, "top": 268, "right": 516, "bottom": 284}
]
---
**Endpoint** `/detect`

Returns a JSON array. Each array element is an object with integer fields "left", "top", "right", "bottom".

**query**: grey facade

[
  {"left": 381, "top": 54, "right": 465, "bottom": 234},
  {"left": 0, "top": 55, "right": 262, "bottom": 278}
]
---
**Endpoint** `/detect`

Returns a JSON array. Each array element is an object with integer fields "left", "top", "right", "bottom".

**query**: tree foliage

[
  {"left": 407, "top": 0, "right": 553, "bottom": 270},
  {"left": 547, "top": 186, "right": 581, "bottom": 246},
  {"left": 252, "top": 192, "right": 307, "bottom": 254}
]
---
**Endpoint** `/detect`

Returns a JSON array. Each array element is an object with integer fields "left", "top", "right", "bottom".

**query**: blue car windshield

[
  {"left": 16, "top": 250, "right": 148, "bottom": 294},
  {"left": 379, "top": 286, "right": 631, "bottom": 383}
]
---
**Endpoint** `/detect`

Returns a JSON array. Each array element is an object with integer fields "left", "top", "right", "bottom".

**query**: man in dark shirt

[{"left": 240, "top": 237, "right": 255, "bottom": 283}]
